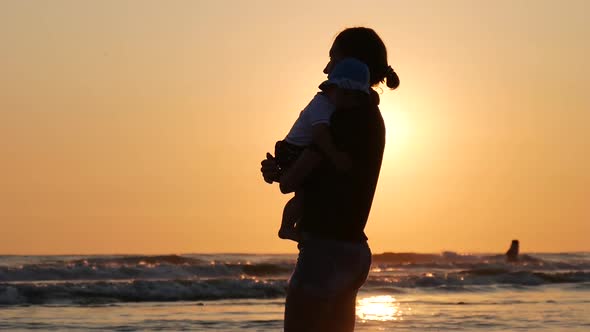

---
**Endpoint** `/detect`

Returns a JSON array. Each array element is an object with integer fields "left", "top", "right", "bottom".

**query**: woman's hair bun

[{"left": 384, "top": 66, "right": 400, "bottom": 90}]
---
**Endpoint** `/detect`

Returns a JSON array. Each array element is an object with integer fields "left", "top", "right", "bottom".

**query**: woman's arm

[{"left": 278, "top": 148, "right": 323, "bottom": 194}]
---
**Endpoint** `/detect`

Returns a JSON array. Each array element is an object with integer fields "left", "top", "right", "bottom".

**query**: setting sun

[{"left": 380, "top": 96, "right": 412, "bottom": 153}]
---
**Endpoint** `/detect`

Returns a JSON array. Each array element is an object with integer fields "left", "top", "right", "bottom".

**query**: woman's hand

[{"left": 261, "top": 153, "right": 280, "bottom": 184}]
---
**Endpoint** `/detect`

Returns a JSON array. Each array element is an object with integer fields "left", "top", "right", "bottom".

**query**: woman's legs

[
  {"left": 284, "top": 285, "right": 358, "bottom": 332},
  {"left": 284, "top": 284, "right": 321, "bottom": 331},
  {"left": 284, "top": 239, "right": 371, "bottom": 331},
  {"left": 319, "top": 289, "right": 359, "bottom": 332}
]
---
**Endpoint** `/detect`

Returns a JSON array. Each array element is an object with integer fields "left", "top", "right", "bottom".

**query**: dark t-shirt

[{"left": 299, "top": 94, "right": 385, "bottom": 242}]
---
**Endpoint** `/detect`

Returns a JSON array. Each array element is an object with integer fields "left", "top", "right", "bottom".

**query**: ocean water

[{"left": 0, "top": 252, "right": 589, "bottom": 331}]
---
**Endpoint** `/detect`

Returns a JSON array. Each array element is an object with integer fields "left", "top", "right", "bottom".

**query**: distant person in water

[
  {"left": 271, "top": 58, "right": 373, "bottom": 242},
  {"left": 506, "top": 239, "right": 520, "bottom": 262},
  {"left": 261, "top": 27, "right": 399, "bottom": 331}
]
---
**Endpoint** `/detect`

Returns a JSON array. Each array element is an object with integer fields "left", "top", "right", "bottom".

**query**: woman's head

[{"left": 324, "top": 27, "right": 399, "bottom": 90}]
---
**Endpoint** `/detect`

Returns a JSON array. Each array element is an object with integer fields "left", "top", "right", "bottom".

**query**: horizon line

[{"left": 2, "top": 250, "right": 589, "bottom": 257}]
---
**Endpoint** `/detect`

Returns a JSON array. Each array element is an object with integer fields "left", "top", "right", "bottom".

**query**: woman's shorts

[{"left": 288, "top": 236, "right": 372, "bottom": 299}]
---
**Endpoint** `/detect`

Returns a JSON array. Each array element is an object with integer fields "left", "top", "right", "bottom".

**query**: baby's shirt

[{"left": 285, "top": 93, "right": 335, "bottom": 146}]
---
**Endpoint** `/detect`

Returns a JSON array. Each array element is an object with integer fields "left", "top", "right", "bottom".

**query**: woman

[{"left": 261, "top": 27, "right": 399, "bottom": 331}]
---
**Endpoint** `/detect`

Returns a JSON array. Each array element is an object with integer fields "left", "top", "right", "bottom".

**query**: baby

[{"left": 272, "top": 58, "right": 371, "bottom": 242}]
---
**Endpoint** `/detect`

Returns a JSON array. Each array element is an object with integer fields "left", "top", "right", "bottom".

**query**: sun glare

[
  {"left": 356, "top": 295, "right": 403, "bottom": 322},
  {"left": 380, "top": 97, "right": 411, "bottom": 153}
]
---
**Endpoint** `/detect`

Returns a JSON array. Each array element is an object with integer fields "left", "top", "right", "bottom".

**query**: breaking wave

[
  {"left": 0, "top": 278, "right": 286, "bottom": 305},
  {"left": 0, "top": 254, "right": 294, "bottom": 282},
  {"left": 0, "top": 252, "right": 588, "bottom": 304}
]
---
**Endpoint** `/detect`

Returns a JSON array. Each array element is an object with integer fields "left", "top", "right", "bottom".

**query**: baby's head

[{"left": 319, "top": 58, "right": 371, "bottom": 109}]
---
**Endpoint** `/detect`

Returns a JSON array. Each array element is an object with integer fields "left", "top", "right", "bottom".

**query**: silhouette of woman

[{"left": 261, "top": 27, "right": 399, "bottom": 331}]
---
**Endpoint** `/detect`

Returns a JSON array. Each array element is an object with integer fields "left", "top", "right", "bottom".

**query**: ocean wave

[
  {"left": 1, "top": 253, "right": 589, "bottom": 283},
  {"left": 371, "top": 252, "right": 590, "bottom": 270},
  {"left": 1, "top": 270, "right": 589, "bottom": 305},
  {"left": 71, "top": 254, "right": 206, "bottom": 266},
  {"left": 0, "top": 255, "right": 295, "bottom": 282},
  {"left": 366, "top": 270, "right": 590, "bottom": 288},
  {"left": 0, "top": 278, "right": 287, "bottom": 305}
]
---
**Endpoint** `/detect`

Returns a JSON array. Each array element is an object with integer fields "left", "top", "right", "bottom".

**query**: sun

[
  {"left": 379, "top": 95, "right": 411, "bottom": 155},
  {"left": 379, "top": 95, "right": 410, "bottom": 149}
]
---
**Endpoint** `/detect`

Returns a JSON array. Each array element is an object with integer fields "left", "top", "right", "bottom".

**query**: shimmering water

[{"left": 1, "top": 253, "right": 589, "bottom": 331}]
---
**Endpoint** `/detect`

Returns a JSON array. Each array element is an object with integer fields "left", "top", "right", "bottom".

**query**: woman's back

[{"left": 299, "top": 96, "right": 385, "bottom": 242}]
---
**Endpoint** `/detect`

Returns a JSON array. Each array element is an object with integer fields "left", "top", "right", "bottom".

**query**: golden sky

[{"left": 1, "top": 0, "right": 589, "bottom": 254}]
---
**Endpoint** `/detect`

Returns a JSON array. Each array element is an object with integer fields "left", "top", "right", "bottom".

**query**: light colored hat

[{"left": 319, "top": 57, "right": 370, "bottom": 94}]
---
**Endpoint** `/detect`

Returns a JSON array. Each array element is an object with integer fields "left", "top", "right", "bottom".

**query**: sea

[{"left": 0, "top": 252, "right": 589, "bottom": 331}]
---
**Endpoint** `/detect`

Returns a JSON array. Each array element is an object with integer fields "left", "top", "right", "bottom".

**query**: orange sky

[{"left": 1, "top": 1, "right": 589, "bottom": 254}]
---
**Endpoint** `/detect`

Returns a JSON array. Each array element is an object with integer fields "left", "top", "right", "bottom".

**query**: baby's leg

[{"left": 278, "top": 192, "right": 303, "bottom": 242}]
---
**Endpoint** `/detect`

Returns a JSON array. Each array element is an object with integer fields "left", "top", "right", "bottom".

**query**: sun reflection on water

[{"left": 356, "top": 295, "right": 404, "bottom": 322}]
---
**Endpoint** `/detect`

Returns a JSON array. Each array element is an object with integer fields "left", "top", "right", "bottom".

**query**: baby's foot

[{"left": 278, "top": 228, "right": 300, "bottom": 242}]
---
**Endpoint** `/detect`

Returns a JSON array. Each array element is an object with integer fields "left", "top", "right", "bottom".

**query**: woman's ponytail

[{"left": 384, "top": 66, "right": 400, "bottom": 90}]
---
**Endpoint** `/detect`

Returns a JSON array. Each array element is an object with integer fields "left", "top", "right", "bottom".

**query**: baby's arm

[
  {"left": 279, "top": 148, "right": 323, "bottom": 194},
  {"left": 312, "top": 124, "right": 352, "bottom": 172}
]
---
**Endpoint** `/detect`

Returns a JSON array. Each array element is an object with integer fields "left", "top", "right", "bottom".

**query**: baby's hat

[{"left": 319, "top": 58, "right": 370, "bottom": 94}]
